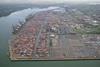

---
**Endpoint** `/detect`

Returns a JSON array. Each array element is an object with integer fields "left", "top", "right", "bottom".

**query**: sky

[{"left": 0, "top": 0, "right": 100, "bottom": 4}]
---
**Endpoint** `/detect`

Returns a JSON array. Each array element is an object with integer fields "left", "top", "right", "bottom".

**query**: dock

[{"left": 9, "top": 8, "right": 100, "bottom": 60}]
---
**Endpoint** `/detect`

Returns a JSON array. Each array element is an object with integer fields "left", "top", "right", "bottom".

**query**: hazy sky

[{"left": 0, "top": 0, "right": 100, "bottom": 4}]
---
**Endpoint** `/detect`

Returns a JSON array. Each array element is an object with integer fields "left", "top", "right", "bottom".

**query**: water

[{"left": 0, "top": 6, "right": 100, "bottom": 67}]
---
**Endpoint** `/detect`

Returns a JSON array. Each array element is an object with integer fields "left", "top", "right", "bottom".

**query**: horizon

[{"left": 0, "top": 0, "right": 100, "bottom": 4}]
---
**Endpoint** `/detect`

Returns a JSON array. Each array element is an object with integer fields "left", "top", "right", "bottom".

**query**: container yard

[{"left": 9, "top": 7, "right": 100, "bottom": 60}]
